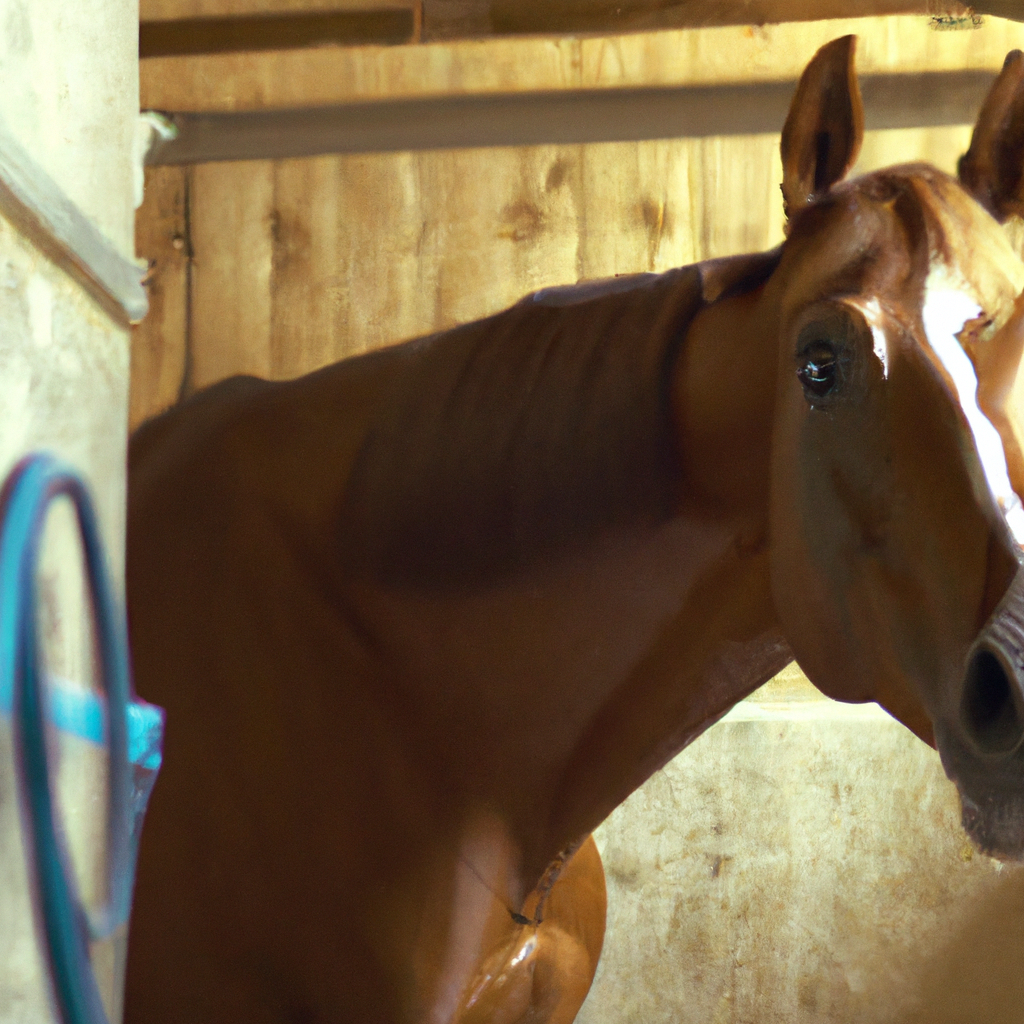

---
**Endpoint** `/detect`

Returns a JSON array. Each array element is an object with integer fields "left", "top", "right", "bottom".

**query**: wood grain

[
  {"left": 139, "top": 10, "right": 416, "bottom": 56},
  {"left": 140, "top": 15, "right": 1024, "bottom": 112},
  {"left": 131, "top": 167, "right": 190, "bottom": 429},
  {"left": 133, "top": 16, "right": 1024, "bottom": 421},
  {"left": 478, "top": 0, "right": 964, "bottom": 38},
  {"left": 141, "top": 0, "right": 416, "bottom": 17},
  {"left": 189, "top": 161, "right": 275, "bottom": 389},
  {"left": 142, "top": 122, "right": 1023, "bottom": 403},
  {"left": 169, "top": 138, "right": 773, "bottom": 388},
  {"left": 137, "top": 0, "right": 985, "bottom": 41}
]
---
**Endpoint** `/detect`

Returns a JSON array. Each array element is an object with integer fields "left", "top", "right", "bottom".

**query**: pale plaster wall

[
  {"left": 577, "top": 666, "right": 1024, "bottom": 1024},
  {"left": 0, "top": 0, "right": 140, "bottom": 255},
  {"left": 0, "top": 1, "right": 139, "bottom": 1021}
]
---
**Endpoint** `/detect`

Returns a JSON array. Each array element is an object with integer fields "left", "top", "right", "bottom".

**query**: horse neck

[
  {"left": 287, "top": 276, "right": 788, "bottom": 890},
  {"left": 537, "top": 282, "right": 790, "bottom": 863}
]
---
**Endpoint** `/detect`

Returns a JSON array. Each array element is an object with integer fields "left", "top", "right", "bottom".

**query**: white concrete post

[{"left": 0, "top": 2, "right": 147, "bottom": 1022}]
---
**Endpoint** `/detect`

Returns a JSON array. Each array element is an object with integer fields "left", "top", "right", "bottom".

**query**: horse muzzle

[{"left": 941, "top": 567, "right": 1024, "bottom": 859}]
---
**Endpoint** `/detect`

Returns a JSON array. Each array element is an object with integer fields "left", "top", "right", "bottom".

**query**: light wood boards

[
  {"left": 139, "top": 0, "right": 991, "bottom": 41},
  {"left": 131, "top": 167, "right": 189, "bottom": 429},
  {"left": 141, "top": 0, "right": 417, "bottom": 17},
  {"left": 132, "top": 16, "right": 1024, "bottom": 430},
  {"left": 139, "top": 10, "right": 418, "bottom": 57},
  {"left": 443, "top": 0, "right": 962, "bottom": 38},
  {"left": 140, "top": 15, "right": 1024, "bottom": 112}
]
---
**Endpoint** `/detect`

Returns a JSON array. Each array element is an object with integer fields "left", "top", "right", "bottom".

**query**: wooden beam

[
  {"left": 974, "top": 0, "right": 1024, "bottom": 21},
  {"left": 420, "top": 0, "right": 973, "bottom": 40},
  {"left": 136, "top": 0, "right": 1020, "bottom": 46},
  {"left": 146, "top": 69, "right": 995, "bottom": 165},
  {"left": 140, "top": 16, "right": 1024, "bottom": 114},
  {"left": 140, "top": 0, "right": 417, "bottom": 16},
  {"left": 140, "top": 10, "right": 416, "bottom": 57}
]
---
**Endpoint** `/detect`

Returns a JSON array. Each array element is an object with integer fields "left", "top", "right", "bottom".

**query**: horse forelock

[{"left": 780, "top": 163, "right": 1021, "bottom": 334}]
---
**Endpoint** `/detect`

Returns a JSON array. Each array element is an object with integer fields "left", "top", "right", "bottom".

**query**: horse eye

[{"left": 796, "top": 341, "right": 839, "bottom": 400}]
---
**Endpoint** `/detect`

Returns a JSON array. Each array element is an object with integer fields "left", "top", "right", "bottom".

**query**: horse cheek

[{"left": 768, "top": 395, "right": 854, "bottom": 698}]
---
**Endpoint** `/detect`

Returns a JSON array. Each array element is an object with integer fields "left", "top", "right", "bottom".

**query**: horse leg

[{"left": 456, "top": 834, "right": 607, "bottom": 1024}]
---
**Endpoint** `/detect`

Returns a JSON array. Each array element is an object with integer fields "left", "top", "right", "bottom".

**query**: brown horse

[{"left": 125, "top": 37, "right": 1024, "bottom": 1024}]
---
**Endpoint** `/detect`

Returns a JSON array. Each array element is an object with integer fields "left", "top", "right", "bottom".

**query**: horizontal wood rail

[
  {"left": 146, "top": 68, "right": 995, "bottom": 165},
  {"left": 139, "top": 9, "right": 417, "bottom": 57},
  {"left": 483, "top": 0, "right": 957, "bottom": 35},
  {"left": 136, "top": 1, "right": 1018, "bottom": 44},
  {"left": 420, "top": 0, "right": 1015, "bottom": 39}
]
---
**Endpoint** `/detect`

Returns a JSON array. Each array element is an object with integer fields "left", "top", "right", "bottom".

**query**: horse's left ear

[
  {"left": 781, "top": 35, "right": 864, "bottom": 225},
  {"left": 958, "top": 50, "right": 1024, "bottom": 223}
]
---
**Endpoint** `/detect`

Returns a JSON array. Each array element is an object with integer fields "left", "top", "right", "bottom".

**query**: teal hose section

[{"left": 0, "top": 453, "right": 162, "bottom": 1024}]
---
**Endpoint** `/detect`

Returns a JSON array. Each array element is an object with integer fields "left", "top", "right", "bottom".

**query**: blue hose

[{"left": 0, "top": 453, "right": 163, "bottom": 1024}]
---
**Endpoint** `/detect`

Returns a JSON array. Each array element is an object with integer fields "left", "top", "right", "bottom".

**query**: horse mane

[{"left": 339, "top": 253, "right": 778, "bottom": 588}]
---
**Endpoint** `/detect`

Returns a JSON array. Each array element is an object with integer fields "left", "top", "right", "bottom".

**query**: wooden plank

[
  {"left": 472, "top": 0, "right": 968, "bottom": 38},
  {"left": 140, "top": 10, "right": 416, "bottom": 56},
  {"left": 575, "top": 136, "right": 784, "bottom": 278},
  {"left": 418, "top": 0, "right": 1024, "bottom": 39},
  {"left": 576, "top": 17, "right": 1024, "bottom": 85},
  {"left": 140, "top": 15, "right": 1024, "bottom": 112},
  {"left": 575, "top": 141, "right": 699, "bottom": 278},
  {"left": 141, "top": 0, "right": 417, "bottom": 17},
  {"left": 145, "top": 70, "right": 998, "bottom": 165},
  {"left": 265, "top": 156, "right": 347, "bottom": 375},
  {"left": 188, "top": 161, "right": 275, "bottom": 388},
  {"left": 140, "top": 37, "right": 579, "bottom": 112},
  {"left": 976, "top": 0, "right": 1024, "bottom": 19},
  {"left": 177, "top": 140, "right": 777, "bottom": 383},
  {"left": 258, "top": 145, "right": 585, "bottom": 374},
  {"left": 131, "top": 166, "right": 190, "bottom": 430},
  {"left": 142, "top": 0, "right": 1010, "bottom": 39}
]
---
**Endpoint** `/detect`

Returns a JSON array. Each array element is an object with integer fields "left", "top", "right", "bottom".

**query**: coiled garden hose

[{"left": 0, "top": 453, "right": 163, "bottom": 1024}]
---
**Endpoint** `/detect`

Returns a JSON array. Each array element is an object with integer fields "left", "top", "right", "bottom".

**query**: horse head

[{"left": 768, "top": 37, "right": 1024, "bottom": 858}]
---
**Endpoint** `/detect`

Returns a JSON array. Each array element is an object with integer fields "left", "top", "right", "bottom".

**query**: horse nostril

[{"left": 961, "top": 645, "right": 1024, "bottom": 755}]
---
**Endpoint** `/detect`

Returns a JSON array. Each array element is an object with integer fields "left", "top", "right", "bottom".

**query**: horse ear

[
  {"left": 958, "top": 51, "right": 1024, "bottom": 223},
  {"left": 780, "top": 35, "right": 864, "bottom": 224}
]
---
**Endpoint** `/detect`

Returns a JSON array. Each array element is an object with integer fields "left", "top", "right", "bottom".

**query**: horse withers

[{"left": 125, "top": 37, "right": 1024, "bottom": 1024}]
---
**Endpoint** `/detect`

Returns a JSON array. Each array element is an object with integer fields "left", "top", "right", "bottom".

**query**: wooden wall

[
  {"left": 137, "top": 0, "right": 993, "bottom": 46},
  {"left": 131, "top": 14, "right": 1024, "bottom": 428}
]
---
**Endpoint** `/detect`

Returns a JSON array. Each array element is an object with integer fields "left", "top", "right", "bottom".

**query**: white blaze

[
  {"left": 921, "top": 278, "right": 1024, "bottom": 545},
  {"left": 852, "top": 296, "right": 890, "bottom": 378}
]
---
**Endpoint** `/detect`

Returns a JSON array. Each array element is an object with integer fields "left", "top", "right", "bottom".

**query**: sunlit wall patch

[{"left": 921, "top": 276, "right": 1024, "bottom": 545}]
